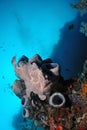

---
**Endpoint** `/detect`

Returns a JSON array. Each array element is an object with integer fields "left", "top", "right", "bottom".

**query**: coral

[
  {"left": 12, "top": 54, "right": 60, "bottom": 98},
  {"left": 12, "top": 79, "right": 26, "bottom": 98},
  {"left": 80, "top": 22, "right": 87, "bottom": 36},
  {"left": 12, "top": 54, "right": 87, "bottom": 130},
  {"left": 49, "top": 92, "right": 65, "bottom": 108},
  {"left": 81, "top": 83, "right": 87, "bottom": 99},
  {"left": 71, "top": 0, "right": 87, "bottom": 15},
  {"left": 79, "top": 59, "right": 87, "bottom": 83},
  {"left": 70, "top": 0, "right": 87, "bottom": 36}
]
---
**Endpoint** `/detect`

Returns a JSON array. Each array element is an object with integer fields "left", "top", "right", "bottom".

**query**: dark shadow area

[{"left": 51, "top": 13, "right": 87, "bottom": 79}]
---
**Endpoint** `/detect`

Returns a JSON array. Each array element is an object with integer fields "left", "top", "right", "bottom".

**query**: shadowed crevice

[{"left": 51, "top": 13, "right": 87, "bottom": 79}]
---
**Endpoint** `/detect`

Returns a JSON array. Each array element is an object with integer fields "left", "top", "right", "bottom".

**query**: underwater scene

[{"left": 0, "top": 0, "right": 87, "bottom": 130}]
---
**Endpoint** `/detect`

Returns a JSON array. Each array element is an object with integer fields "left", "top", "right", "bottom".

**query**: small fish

[{"left": 68, "top": 24, "right": 74, "bottom": 30}]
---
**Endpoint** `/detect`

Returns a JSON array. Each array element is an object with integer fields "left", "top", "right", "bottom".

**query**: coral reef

[
  {"left": 12, "top": 54, "right": 87, "bottom": 130},
  {"left": 70, "top": 0, "right": 87, "bottom": 36},
  {"left": 80, "top": 22, "right": 87, "bottom": 36},
  {"left": 71, "top": 0, "right": 87, "bottom": 15}
]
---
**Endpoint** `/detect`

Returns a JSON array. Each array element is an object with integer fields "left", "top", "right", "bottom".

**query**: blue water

[{"left": 0, "top": 0, "right": 87, "bottom": 130}]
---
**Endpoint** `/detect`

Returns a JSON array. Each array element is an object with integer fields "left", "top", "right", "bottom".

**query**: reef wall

[{"left": 12, "top": 54, "right": 87, "bottom": 130}]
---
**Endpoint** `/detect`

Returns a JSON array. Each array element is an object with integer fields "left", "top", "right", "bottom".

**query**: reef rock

[{"left": 12, "top": 55, "right": 87, "bottom": 130}]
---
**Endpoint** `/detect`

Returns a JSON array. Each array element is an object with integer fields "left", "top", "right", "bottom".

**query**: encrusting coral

[{"left": 12, "top": 54, "right": 87, "bottom": 130}]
